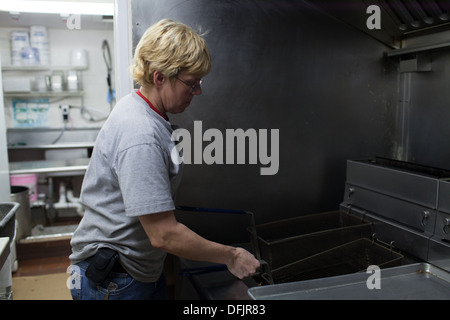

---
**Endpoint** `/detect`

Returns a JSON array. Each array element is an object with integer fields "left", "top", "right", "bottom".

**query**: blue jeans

[{"left": 69, "top": 261, "right": 167, "bottom": 300}]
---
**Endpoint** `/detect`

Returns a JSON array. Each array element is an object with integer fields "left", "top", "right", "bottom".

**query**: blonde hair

[{"left": 131, "top": 19, "right": 211, "bottom": 87}]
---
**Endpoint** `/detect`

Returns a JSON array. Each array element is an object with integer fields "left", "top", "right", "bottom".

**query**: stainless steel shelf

[
  {"left": 9, "top": 158, "right": 90, "bottom": 175},
  {"left": 1, "top": 66, "right": 87, "bottom": 72},
  {"left": 4, "top": 91, "right": 84, "bottom": 98},
  {"left": 2, "top": 65, "right": 86, "bottom": 98},
  {"left": 8, "top": 142, "right": 94, "bottom": 150}
]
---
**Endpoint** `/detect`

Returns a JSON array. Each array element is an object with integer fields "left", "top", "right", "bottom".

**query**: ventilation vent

[{"left": 380, "top": 0, "right": 450, "bottom": 33}]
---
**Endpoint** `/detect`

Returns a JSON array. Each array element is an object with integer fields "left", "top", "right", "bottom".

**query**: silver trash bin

[
  {"left": 10, "top": 186, "right": 31, "bottom": 241},
  {"left": 0, "top": 202, "right": 19, "bottom": 300}
]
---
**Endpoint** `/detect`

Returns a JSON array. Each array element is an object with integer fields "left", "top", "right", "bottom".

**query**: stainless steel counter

[{"left": 248, "top": 263, "right": 450, "bottom": 300}]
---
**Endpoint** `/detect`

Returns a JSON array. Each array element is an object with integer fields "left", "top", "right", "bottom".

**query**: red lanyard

[{"left": 136, "top": 89, "right": 168, "bottom": 121}]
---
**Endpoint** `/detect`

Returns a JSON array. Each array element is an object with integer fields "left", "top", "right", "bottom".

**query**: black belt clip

[{"left": 85, "top": 247, "right": 119, "bottom": 285}]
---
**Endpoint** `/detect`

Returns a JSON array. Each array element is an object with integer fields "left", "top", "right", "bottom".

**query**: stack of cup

[
  {"left": 30, "top": 25, "right": 50, "bottom": 66},
  {"left": 10, "top": 31, "right": 30, "bottom": 66}
]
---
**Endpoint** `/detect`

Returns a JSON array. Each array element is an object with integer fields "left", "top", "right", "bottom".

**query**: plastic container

[
  {"left": 30, "top": 25, "right": 50, "bottom": 65},
  {"left": 10, "top": 174, "right": 37, "bottom": 202},
  {"left": 20, "top": 47, "right": 39, "bottom": 65},
  {"left": 10, "top": 30, "right": 30, "bottom": 66}
]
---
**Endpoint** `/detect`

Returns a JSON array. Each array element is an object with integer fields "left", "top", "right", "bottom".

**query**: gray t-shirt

[{"left": 69, "top": 90, "right": 183, "bottom": 282}]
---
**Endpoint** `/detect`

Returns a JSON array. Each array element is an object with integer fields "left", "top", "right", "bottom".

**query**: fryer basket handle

[
  {"left": 176, "top": 205, "right": 248, "bottom": 215},
  {"left": 176, "top": 205, "right": 256, "bottom": 230}
]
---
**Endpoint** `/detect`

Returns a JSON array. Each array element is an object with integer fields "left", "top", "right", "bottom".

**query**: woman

[{"left": 69, "top": 19, "right": 260, "bottom": 300}]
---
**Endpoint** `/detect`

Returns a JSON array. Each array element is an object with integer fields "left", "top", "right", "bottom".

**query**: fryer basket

[
  {"left": 270, "top": 238, "right": 404, "bottom": 284},
  {"left": 249, "top": 210, "right": 372, "bottom": 270}
]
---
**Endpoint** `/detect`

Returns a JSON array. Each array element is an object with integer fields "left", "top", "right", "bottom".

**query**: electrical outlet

[{"left": 60, "top": 105, "right": 70, "bottom": 123}]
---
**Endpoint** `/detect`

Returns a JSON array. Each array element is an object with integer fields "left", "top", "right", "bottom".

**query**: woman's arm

[{"left": 139, "top": 211, "right": 260, "bottom": 279}]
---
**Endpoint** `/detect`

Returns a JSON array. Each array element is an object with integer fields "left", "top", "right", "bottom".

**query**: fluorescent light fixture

[{"left": 0, "top": 0, "right": 114, "bottom": 16}]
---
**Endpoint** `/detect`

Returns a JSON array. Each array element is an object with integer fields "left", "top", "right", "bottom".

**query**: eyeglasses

[{"left": 175, "top": 77, "right": 203, "bottom": 93}]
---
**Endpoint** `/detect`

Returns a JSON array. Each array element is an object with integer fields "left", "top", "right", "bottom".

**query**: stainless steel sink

[
  {"left": 0, "top": 203, "right": 18, "bottom": 241},
  {"left": 0, "top": 203, "right": 18, "bottom": 274}
]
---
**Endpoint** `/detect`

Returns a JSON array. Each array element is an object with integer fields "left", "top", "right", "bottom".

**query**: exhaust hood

[{"left": 304, "top": 0, "right": 450, "bottom": 49}]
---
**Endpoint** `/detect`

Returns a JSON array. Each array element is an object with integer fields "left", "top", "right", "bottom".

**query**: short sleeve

[{"left": 115, "top": 143, "right": 175, "bottom": 216}]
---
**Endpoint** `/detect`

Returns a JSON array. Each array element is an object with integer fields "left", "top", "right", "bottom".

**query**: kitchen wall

[
  {"left": 407, "top": 49, "right": 450, "bottom": 169},
  {"left": 130, "top": 0, "right": 399, "bottom": 226},
  {"left": 0, "top": 23, "right": 114, "bottom": 129}
]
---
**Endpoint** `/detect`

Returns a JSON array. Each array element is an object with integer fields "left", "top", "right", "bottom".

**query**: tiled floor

[{"left": 13, "top": 255, "right": 71, "bottom": 277}]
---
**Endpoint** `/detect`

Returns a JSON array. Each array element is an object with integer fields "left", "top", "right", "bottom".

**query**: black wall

[{"left": 132, "top": 0, "right": 398, "bottom": 226}]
